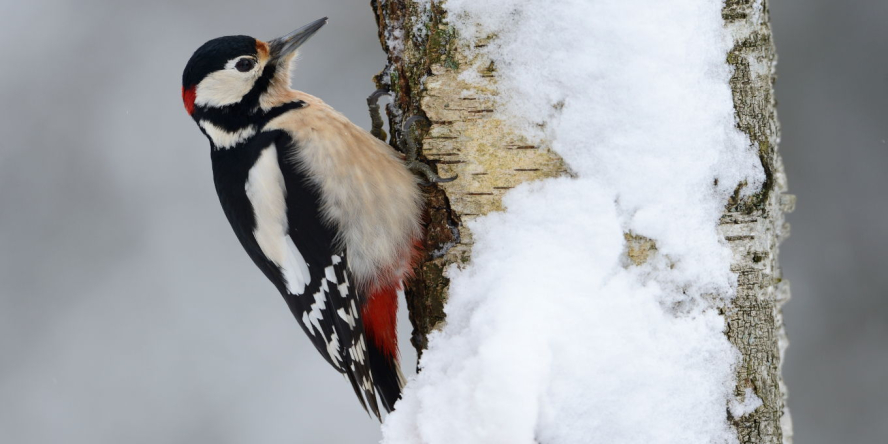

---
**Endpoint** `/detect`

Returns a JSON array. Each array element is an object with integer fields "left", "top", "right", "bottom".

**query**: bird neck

[{"left": 193, "top": 100, "right": 306, "bottom": 151}]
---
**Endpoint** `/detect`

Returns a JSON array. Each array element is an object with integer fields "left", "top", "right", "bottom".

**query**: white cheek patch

[
  {"left": 245, "top": 144, "right": 311, "bottom": 295},
  {"left": 194, "top": 58, "right": 259, "bottom": 108},
  {"left": 199, "top": 120, "right": 256, "bottom": 149}
]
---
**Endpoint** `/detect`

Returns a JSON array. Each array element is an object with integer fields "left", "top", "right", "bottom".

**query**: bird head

[{"left": 181, "top": 17, "right": 327, "bottom": 117}]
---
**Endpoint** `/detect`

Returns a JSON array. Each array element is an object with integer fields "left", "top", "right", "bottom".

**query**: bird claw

[
  {"left": 407, "top": 161, "right": 458, "bottom": 185},
  {"left": 399, "top": 115, "right": 458, "bottom": 185},
  {"left": 367, "top": 89, "right": 390, "bottom": 142},
  {"left": 368, "top": 90, "right": 458, "bottom": 185}
]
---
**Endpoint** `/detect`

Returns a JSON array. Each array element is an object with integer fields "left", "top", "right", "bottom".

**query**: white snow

[
  {"left": 382, "top": 1, "right": 764, "bottom": 443},
  {"left": 386, "top": 27, "right": 405, "bottom": 58},
  {"left": 730, "top": 388, "right": 764, "bottom": 418}
]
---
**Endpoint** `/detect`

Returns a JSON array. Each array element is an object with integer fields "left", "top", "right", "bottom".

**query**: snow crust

[
  {"left": 383, "top": 1, "right": 764, "bottom": 443},
  {"left": 730, "top": 388, "right": 764, "bottom": 418}
]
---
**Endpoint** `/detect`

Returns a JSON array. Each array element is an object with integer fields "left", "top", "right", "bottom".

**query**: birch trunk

[{"left": 371, "top": 1, "right": 794, "bottom": 442}]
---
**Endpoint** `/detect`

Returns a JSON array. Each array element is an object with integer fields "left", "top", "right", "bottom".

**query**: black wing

[
  {"left": 211, "top": 128, "right": 383, "bottom": 418},
  {"left": 269, "top": 130, "right": 383, "bottom": 418}
]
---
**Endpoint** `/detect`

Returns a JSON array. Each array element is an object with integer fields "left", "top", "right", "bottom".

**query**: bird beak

[{"left": 268, "top": 17, "right": 328, "bottom": 63}]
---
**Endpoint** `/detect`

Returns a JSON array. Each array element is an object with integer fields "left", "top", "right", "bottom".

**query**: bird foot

[
  {"left": 398, "top": 115, "right": 458, "bottom": 185},
  {"left": 367, "top": 89, "right": 390, "bottom": 142}
]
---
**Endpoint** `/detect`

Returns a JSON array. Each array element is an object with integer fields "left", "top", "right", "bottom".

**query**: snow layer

[
  {"left": 730, "top": 388, "right": 764, "bottom": 418},
  {"left": 383, "top": 1, "right": 764, "bottom": 443}
]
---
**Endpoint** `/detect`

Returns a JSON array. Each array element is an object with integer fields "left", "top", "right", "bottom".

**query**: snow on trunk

[{"left": 374, "top": 0, "right": 790, "bottom": 443}]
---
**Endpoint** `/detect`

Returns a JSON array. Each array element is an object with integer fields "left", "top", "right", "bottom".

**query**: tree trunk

[
  {"left": 371, "top": 1, "right": 793, "bottom": 442},
  {"left": 722, "top": 2, "right": 794, "bottom": 442},
  {"left": 370, "top": 0, "right": 568, "bottom": 356}
]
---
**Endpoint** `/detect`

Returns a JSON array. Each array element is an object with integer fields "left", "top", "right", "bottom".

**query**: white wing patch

[
  {"left": 282, "top": 236, "right": 311, "bottom": 295},
  {"left": 351, "top": 334, "right": 368, "bottom": 366},
  {"left": 325, "top": 332, "right": 343, "bottom": 366},
  {"left": 324, "top": 265, "right": 338, "bottom": 283},
  {"left": 309, "top": 278, "right": 343, "bottom": 366},
  {"left": 307, "top": 279, "right": 329, "bottom": 334},
  {"left": 199, "top": 120, "right": 256, "bottom": 149},
  {"left": 245, "top": 144, "right": 310, "bottom": 295}
]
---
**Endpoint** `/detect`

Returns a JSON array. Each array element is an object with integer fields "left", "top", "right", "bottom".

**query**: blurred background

[
  {"left": 0, "top": 1, "right": 883, "bottom": 443},
  {"left": 772, "top": 1, "right": 888, "bottom": 443}
]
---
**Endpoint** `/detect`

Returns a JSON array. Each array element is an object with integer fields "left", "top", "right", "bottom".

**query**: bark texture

[
  {"left": 372, "top": 1, "right": 792, "bottom": 442},
  {"left": 370, "top": 0, "right": 567, "bottom": 355},
  {"left": 722, "top": 1, "right": 794, "bottom": 443}
]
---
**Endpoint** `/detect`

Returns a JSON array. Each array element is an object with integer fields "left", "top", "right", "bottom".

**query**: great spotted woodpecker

[{"left": 181, "top": 18, "right": 431, "bottom": 418}]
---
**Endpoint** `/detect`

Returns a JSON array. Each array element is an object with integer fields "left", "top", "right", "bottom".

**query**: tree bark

[
  {"left": 370, "top": 0, "right": 567, "bottom": 356},
  {"left": 722, "top": 2, "right": 794, "bottom": 443},
  {"left": 372, "top": 1, "right": 793, "bottom": 442}
]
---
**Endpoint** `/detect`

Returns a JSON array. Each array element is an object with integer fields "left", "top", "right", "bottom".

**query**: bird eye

[{"left": 235, "top": 58, "right": 256, "bottom": 72}]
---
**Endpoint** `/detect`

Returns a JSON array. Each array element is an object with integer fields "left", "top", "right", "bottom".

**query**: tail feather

[
  {"left": 343, "top": 363, "right": 372, "bottom": 415},
  {"left": 362, "top": 283, "right": 404, "bottom": 414},
  {"left": 367, "top": 334, "right": 404, "bottom": 413}
]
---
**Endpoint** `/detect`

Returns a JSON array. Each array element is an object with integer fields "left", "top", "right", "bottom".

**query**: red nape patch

[
  {"left": 182, "top": 86, "right": 196, "bottom": 115},
  {"left": 362, "top": 283, "right": 401, "bottom": 359}
]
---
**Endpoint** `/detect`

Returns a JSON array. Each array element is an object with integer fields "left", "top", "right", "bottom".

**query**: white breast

[
  {"left": 245, "top": 144, "right": 311, "bottom": 294},
  {"left": 200, "top": 120, "right": 256, "bottom": 149}
]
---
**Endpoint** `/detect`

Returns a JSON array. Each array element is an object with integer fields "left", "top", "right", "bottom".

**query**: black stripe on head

[
  {"left": 240, "top": 61, "right": 278, "bottom": 106},
  {"left": 182, "top": 35, "right": 258, "bottom": 89}
]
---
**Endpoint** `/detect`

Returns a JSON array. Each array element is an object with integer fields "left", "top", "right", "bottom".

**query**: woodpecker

[{"left": 181, "top": 18, "right": 427, "bottom": 418}]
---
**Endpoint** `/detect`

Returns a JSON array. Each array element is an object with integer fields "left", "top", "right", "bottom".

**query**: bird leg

[
  {"left": 367, "top": 89, "right": 389, "bottom": 142},
  {"left": 399, "top": 115, "right": 458, "bottom": 184}
]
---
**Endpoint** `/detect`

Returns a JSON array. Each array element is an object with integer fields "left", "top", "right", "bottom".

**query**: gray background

[
  {"left": 0, "top": 1, "right": 883, "bottom": 443},
  {"left": 772, "top": 1, "right": 888, "bottom": 442}
]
